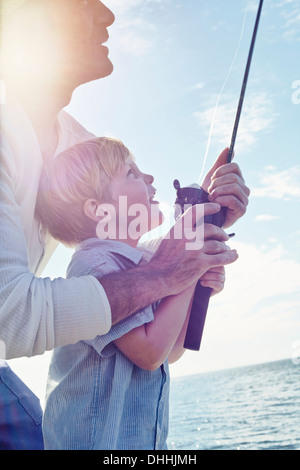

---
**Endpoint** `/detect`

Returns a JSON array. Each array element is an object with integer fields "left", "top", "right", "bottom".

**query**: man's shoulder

[{"left": 57, "top": 110, "right": 95, "bottom": 142}]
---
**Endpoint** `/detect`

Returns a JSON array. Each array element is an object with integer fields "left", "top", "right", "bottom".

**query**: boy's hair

[{"left": 36, "top": 137, "right": 133, "bottom": 247}]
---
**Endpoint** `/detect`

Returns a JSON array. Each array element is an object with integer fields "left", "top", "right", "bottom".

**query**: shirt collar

[{"left": 75, "top": 238, "right": 144, "bottom": 265}]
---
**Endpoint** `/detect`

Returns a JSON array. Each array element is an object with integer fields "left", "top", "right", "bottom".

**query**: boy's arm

[
  {"left": 168, "top": 266, "right": 226, "bottom": 364},
  {"left": 114, "top": 285, "right": 196, "bottom": 371},
  {"left": 167, "top": 295, "right": 193, "bottom": 365},
  {"left": 114, "top": 226, "right": 235, "bottom": 370},
  {"left": 115, "top": 264, "right": 226, "bottom": 370}
]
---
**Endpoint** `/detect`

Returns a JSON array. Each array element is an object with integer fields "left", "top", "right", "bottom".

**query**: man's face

[
  {"left": 54, "top": 0, "right": 115, "bottom": 84},
  {"left": 3, "top": 0, "right": 115, "bottom": 85}
]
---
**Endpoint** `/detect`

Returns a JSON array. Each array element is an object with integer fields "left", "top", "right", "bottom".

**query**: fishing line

[{"left": 197, "top": 1, "right": 250, "bottom": 183}]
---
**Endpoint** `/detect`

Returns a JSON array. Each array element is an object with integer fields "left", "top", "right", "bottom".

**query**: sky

[{"left": 8, "top": 0, "right": 300, "bottom": 405}]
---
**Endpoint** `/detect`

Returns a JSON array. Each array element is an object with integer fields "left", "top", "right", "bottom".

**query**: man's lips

[
  {"left": 96, "top": 32, "right": 109, "bottom": 46},
  {"left": 99, "top": 44, "right": 109, "bottom": 55},
  {"left": 95, "top": 34, "right": 110, "bottom": 55}
]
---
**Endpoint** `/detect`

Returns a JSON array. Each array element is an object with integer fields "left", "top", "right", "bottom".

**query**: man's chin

[
  {"left": 81, "top": 60, "right": 114, "bottom": 84},
  {"left": 98, "top": 58, "right": 114, "bottom": 78}
]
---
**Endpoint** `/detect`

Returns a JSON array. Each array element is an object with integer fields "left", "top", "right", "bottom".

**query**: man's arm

[{"left": 0, "top": 164, "right": 111, "bottom": 359}]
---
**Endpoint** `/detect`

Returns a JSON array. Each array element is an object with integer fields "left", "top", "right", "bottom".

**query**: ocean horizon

[{"left": 168, "top": 358, "right": 300, "bottom": 450}]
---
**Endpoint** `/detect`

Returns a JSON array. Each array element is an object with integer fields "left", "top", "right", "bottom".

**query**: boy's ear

[
  {"left": 84, "top": 198, "right": 116, "bottom": 223},
  {"left": 83, "top": 199, "right": 101, "bottom": 222}
]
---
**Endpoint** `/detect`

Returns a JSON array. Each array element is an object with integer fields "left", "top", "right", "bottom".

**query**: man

[{"left": 0, "top": 0, "right": 250, "bottom": 449}]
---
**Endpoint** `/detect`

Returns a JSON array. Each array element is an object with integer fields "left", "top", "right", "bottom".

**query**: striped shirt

[{"left": 43, "top": 239, "right": 170, "bottom": 450}]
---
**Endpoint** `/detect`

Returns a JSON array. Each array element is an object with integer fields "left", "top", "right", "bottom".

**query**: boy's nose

[{"left": 143, "top": 173, "right": 154, "bottom": 185}]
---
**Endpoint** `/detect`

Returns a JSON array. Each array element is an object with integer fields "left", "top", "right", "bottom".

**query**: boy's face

[{"left": 108, "top": 160, "right": 164, "bottom": 243}]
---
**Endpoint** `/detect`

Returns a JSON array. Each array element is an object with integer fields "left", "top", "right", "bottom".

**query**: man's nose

[{"left": 94, "top": 1, "right": 115, "bottom": 27}]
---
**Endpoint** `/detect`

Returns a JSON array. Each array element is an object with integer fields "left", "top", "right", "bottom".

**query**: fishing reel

[{"left": 173, "top": 179, "right": 226, "bottom": 228}]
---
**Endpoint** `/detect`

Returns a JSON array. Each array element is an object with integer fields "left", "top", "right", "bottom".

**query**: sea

[{"left": 167, "top": 359, "right": 300, "bottom": 450}]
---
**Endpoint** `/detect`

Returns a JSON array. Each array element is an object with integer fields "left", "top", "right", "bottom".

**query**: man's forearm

[{"left": 100, "top": 264, "right": 169, "bottom": 325}]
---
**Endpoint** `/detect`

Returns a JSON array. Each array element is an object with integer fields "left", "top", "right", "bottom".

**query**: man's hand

[
  {"left": 201, "top": 148, "right": 250, "bottom": 228},
  {"left": 101, "top": 204, "right": 237, "bottom": 325},
  {"left": 149, "top": 203, "right": 238, "bottom": 296}
]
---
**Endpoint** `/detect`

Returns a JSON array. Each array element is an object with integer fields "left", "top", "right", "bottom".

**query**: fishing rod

[{"left": 173, "top": 0, "right": 264, "bottom": 351}]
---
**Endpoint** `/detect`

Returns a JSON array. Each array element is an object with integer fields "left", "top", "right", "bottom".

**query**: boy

[{"left": 36, "top": 137, "right": 237, "bottom": 450}]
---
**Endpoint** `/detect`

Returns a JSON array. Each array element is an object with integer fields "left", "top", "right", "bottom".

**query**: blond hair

[{"left": 36, "top": 137, "right": 133, "bottom": 247}]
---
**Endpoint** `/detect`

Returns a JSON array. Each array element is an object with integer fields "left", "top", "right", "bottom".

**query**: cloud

[
  {"left": 106, "top": 0, "right": 170, "bottom": 14},
  {"left": 255, "top": 214, "right": 280, "bottom": 222},
  {"left": 214, "top": 241, "right": 300, "bottom": 319},
  {"left": 206, "top": 240, "right": 300, "bottom": 365},
  {"left": 171, "top": 240, "right": 300, "bottom": 375},
  {"left": 272, "top": 0, "right": 300, "bottom": 42},
  {"left": 251, "top": 165, "right": 300, "bottom": 200},
  {"left": 118, "top": 30, "right": 153, "bottom": 57},
  {"left": 193, "top": 92, "right": 277, "bottom": 153},
  {"left": 245, "top": 0, "right": 263, "bottom": 13},
  {"left": 105, "top": 0, "right": 169, "bottom": 56},
  {"left": 194, "top": 82, "right": 205, "bottom": 90}
]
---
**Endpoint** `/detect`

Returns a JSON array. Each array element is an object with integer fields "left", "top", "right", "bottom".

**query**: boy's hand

[
  {"left": 200, "top": 266, "right": 225, "bottom": 296},
  {"left": 201, "top": 148, "right": 250, "bottom": 228}
]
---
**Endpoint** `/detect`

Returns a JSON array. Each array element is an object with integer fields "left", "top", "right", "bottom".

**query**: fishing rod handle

[
  {"left": 173, "top": 180, "right": 226, "bottom": 351},
  {"left": 183, "top": 282, "right": 212, "bottom": 351},
  {"left": 184, "top": 205, "right": 226, "bottom": 350}
]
